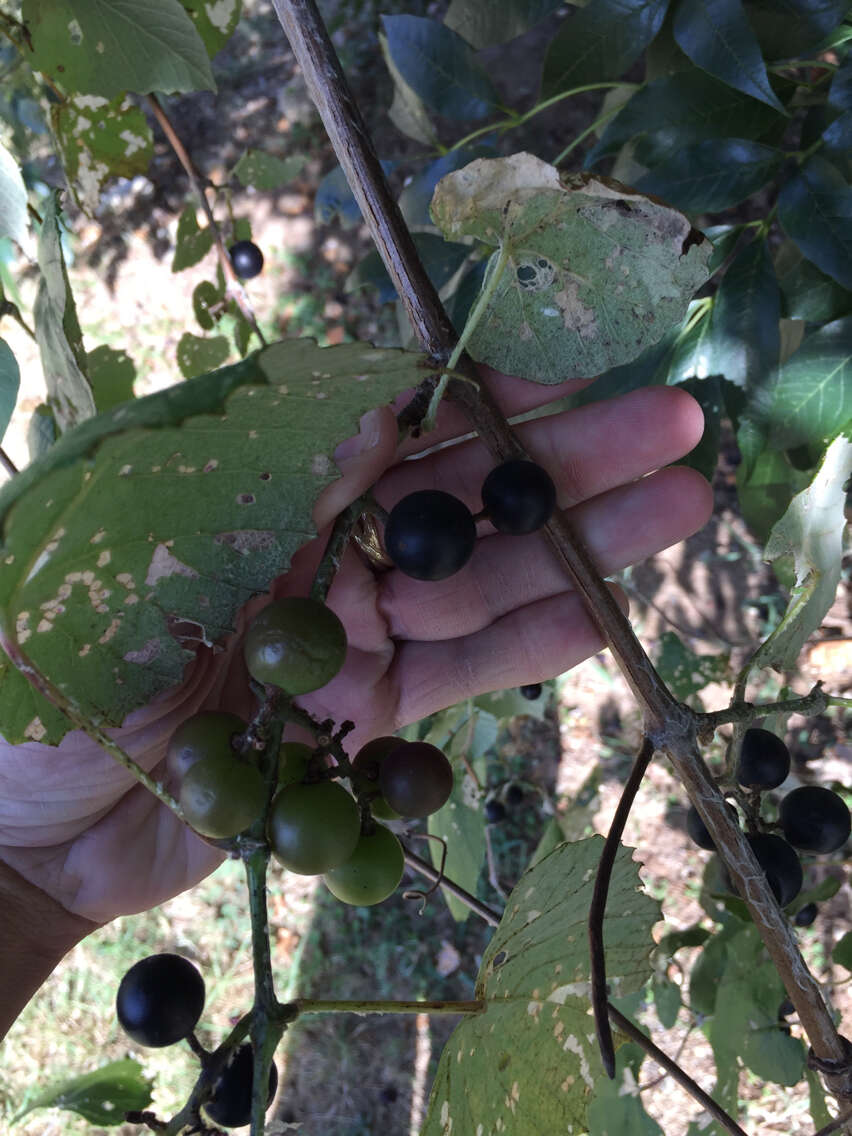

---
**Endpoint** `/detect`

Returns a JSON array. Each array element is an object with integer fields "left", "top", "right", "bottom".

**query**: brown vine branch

[
  {"left": 271, "top": 0, "right": 852, "bottom": 1107},
  {"left": 590, "top": 735, "right": 655, "bottom": 1077},
  {"left": 403, "top": 847, "right": 501, "bottom": 927},
  {"left": 145, "top": 94, "right": 267, "bottom": 347}
]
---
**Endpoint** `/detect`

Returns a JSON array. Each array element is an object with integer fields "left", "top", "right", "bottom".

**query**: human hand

[{"left": 0, "top": 371, "right": 711, "bottom": 925}]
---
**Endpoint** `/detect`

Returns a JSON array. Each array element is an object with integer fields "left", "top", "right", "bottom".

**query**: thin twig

[
  {"left": 0, "top": 446, "right": 18, "bottom": 476},
  {"left": 145, "top": 94, "right": 267, "bottom": 347},
  {"left": 607, "top": 1003, "right": 749, "bottom": 1136},
  {"left": 590, "top": 736, "right": 655, "bottom": 1077},
  {"left": 403, "top": 847, "right": 501, "bottom": 926}
]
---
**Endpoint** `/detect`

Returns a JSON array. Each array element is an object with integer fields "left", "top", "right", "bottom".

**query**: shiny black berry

[
  {"left": 484, "top": 799, "right": 506, "bottom": 823},
  {"left": 481, "top": 459, "right": 556, "bottom": 534},
  {"left": 780, "top": 786, "right": 851, "bottom": 853},
  {"left": 685, "top": 801, "right": 739, "bottom": 851},
  {"left": 794, "top": 902, "right": 818, "bottom": 927},
  {"left": 384, "top": 490, "right": 476, "bottom": 581},
  {"left": 204, "top": 1044, "right": 278, "bottom": 1128},
  {"left": 519, "top": 683, "right": 542, "bottom": 701},
  {"left": 505, "top": 783, "right": 524, "bottom": 807},
  {"left": 116, "top": 954, "right": 205, "bottom": 1048},
  {"left": 228, "top": 239, "right": 264, "bottom": 279},
  {"left": 722, "top": 833, "right": 803, "bottom": 906},
  {"left": 736, "top": 728, "right": 791, "bottom": 790}
]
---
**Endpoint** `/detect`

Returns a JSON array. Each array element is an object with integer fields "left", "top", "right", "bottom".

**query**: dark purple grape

[
  {"left": 519, "top": 683, "right": 542, "bottom": 701},
  {"left": 116, "top": 954, "right": 205, "bottom": 1048},
  {"left": 780, "top": 786, "right": 851, "bottom": 853},
  {"left": 736, "top": 728, "right": 791, "bottom": 790},
  {"left": 505, "top": 784, "right": 524, "bottom": 807},
  {"left": 204, "top": 1044, "right": 278, "bottom": 1127},
  {"left": 384, "top": 490, "right": 476, "bottom": 581},
  {"left": 228, "top": 240, "right": 264, "bottom": 279},
  {"left": 481, "top": 459, "right": 556, "bottom": 534},
  {"left": 379, "top": 741, "right": 453, "bottom": 817},
  {"left": 484, "top": 799, "right": 506, "bottom": 823},
  {"left": 794, "top": 902, "right": 818, "bottom": 927},
  {"left": 685, "top": 801, "right": 739, "bottom": 851},
  {"left": 722, "top": 833, "right": 803, "bottom": 907}
]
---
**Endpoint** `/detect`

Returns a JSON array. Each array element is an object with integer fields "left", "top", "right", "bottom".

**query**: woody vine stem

[{"left": 271, "top": 0, "right": 852, "bottom": 1117}]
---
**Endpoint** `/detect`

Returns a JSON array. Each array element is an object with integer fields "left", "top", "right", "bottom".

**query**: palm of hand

[{"left": 0, "top": 377, "right": 711, "bottom": 925}]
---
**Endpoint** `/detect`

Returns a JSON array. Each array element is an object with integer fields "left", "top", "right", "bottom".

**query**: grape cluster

[
  {"left": 165, "top": 596, "right": 456, "bottom": 909},
  {"left": 384, "top": 458, "right": 556, "bottom": 581},
  {"left": 685, "top": 727, "right": 850, "bottom": 920},
  {"left": 116, "top": 954, "right": 276, "bottom": 1128}
]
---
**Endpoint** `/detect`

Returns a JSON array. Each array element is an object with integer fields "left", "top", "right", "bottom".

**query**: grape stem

[
  {"left": 295, "top": 997, "right": 484, "bottom": 1015},
  {"left": 271, "top": 0, "right": 852, "bottom": 1105}
]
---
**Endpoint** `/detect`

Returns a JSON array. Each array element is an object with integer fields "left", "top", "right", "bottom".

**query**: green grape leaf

[
  {"left": 430, "top": 153, "right": 712, "bottom": 382},
  {"left": 33, "top": 194, "right": 96, "bottom": 432},
  {"left": 346, "top": 233, "right": 470, "bottom": 305},
  {"left": 703, "top": 237, "right": 781, "bottom": 391},
  {"left": 314, "top": 161, "right": 397, "bottom": 228},
  {"left": 172, "top": 204, "right": 214, "bottom": 271},
  {"left": 767, "top": 316, "right": 852, "bottom": 452},
  {"left": 756, "top": 433, "right": 852, "bottom": 672},
  {"left": 10, "top": 1058, "right": 152, "bottom": 1126},
  {"left": 27, "top": 403, "right": 58, "bottom": 461},
  {"left": 380, "top": 15, "right": 497, "bottom": 121},
  {"left": 181, "top": 0, "right": 242, "bottom": 57},
  {"left": 0, "top": 141, "right": 28, "bottom": 249},
  {"left": 744, "top": 0, "right": 848, "bottom": 62},
  {"left": 231, "top": 149, "right": 305, "bottom": 190},
  {"left": 672, "top": 0, "right": 786, "bottom": 113},
  {"left": 778, "top": 157, "right": 852, "bottom": 290},
  {"left": 421, "top": 837, "right": 660, "bottom": 1136},
  {"left": 0, "top": 340, "right": 427, "bottom": 744},
  {"left": 473, "top": 684, "right": 549, "bottom": 722},
  {"left": 231, "top": 304, "right": 253, "bottom": 357},
  {"left": 676, "top": 374, "right": 722, "bottom": 481},
  {"left": 636, "top": 138, "right": 784, "bottom": 213},
  {"left": 833, "top": 930, "right": 852, "bottom": 971},
  {"left": 585, "top": 70, "right": 783, "bottom": 169},
  {"left": 651, "top": 974, "right": 681, "bottom": 1029},
  {"left": 0, "top": 338, "right": 20, "bottom": 443},
  {"left": 176, "top": 331, "right": 230, "bottom": 378},
  {"left": 736, "top": 444, "right": 810, "bottom": 544},
  {"left": 775, "top": 240, "right": 852, "bottom": 323},
  {"left": 444, "top": 0, "right": 563, "bottom": 49},
  {"left": 711, "top": 924, "right": 805, "bottom": 1086},
  {"left": 821, "top": 110, "right": 852, "bottom": 181},
  {"left": 399, "top": 145, "right": 495, "bottom": 228},
  {"left": 86, "top": 345, "right": 136, "bottom": 412},
  {"left": 51, "top": 95, "right": 153, "bottom": 216},
  {"left": 541, "top": 0, "right": 668, "bottom": 99},
  {"left": 192, "top": 280, "right": 224, "bottom": 331},
  {"left": 587, "top": 1045, "right": 664, "bottom": 1136},
  {"left": 23, "top": 0, "right": 215, "bottom": 97},
  {"left": 655, "top": 631, "right": 730, "bottom": 701},
  {"left": 380, "top": 32, "right": 439, "bottom": 146}
]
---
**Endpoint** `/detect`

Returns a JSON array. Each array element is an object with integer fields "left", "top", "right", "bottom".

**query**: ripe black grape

[
  {"left": 228, "top": 239, "right": 264, "bottom": 279},
  {"left": 794, "top": 902, "right": 818, "bottom": 927},
  {"left": 736, "top": 728, "right": 791, "bottom": 790},
  {"left": 204, "top": 1044, "right": 278, "bottom": 1128},
  {"left": 519, "top": 683, "right": 542, "bottom": 701},
  {"left": 379, "top": 741, "right": 453, "bottom": 817},
  {"left": 484, "top": 799, "right": 506, "bottom": 823},
  {"left": 481, "top": 459, "right": 556, "bottom": 534},
  {"left": 685, "top": 801, "right": 739, "bottom": 851},
  {"left": 505, "top": 783, "right": 524, "bottom": 807},
  {"left": 722, "top": 833, "right": 803, "bottom": 907},
  {"left": 780, "top": 786, "right": 851, "bottom": 853},
  {"left": 384, "top": 490, "right": 476, "bottom": 581},
  {"left": 116, "top": 954, "right": 205, "bottom": 1048}
]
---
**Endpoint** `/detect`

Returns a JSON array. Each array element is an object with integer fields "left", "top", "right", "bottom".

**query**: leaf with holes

[
  {"left": 33, "top": 193, "right": 96, "bottom": 433},
  {"left": 421, "top": 836, "right": 660, "bottom": 1135},
  {"left": 181, "top": 0, "right": 242, "bottom": 57},
  {"left": 0, "top": 339, "right": 427, "bottom": 744},
  {"left": 23, "top": 0, "right": 214, "bottom": 97},
  {"left": 11, "top": 1058, "right": 152, "bottom": 1126},
  {"left": 172, "top": 205, "right": 215, "bottom": 272},
  {"left": 51, "top": 95, "right": 153, "bottom": 216},
  {"left": 177, "top": 332, "right": 230, "bottom": 379},
  {"left": 430, "top": 153, "right": 711, "bottom": 382}
]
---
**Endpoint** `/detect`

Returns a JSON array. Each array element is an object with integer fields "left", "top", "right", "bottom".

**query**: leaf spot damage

[{"left": 145, "top": 544, "right": 199, "bottom": 587}]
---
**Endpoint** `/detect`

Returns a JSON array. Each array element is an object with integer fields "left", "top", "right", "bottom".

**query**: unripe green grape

[
  {"left": 277, "top": 741, "right": 313, "bottom": 788},
  {"left": 166, "top": 711, "right": 247, "bottom": 781},
  {"left": 323, "top": 824, "right": 404, "bottom": 906},
  {"left": 179, "top": 754, "right": 266, "bottom": 839},
  {"left": 244, "top": 597, "right": 347, "bottom": 694},
  {"left": 268, "top": 781, "right": 360, "bottom": 874}
]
